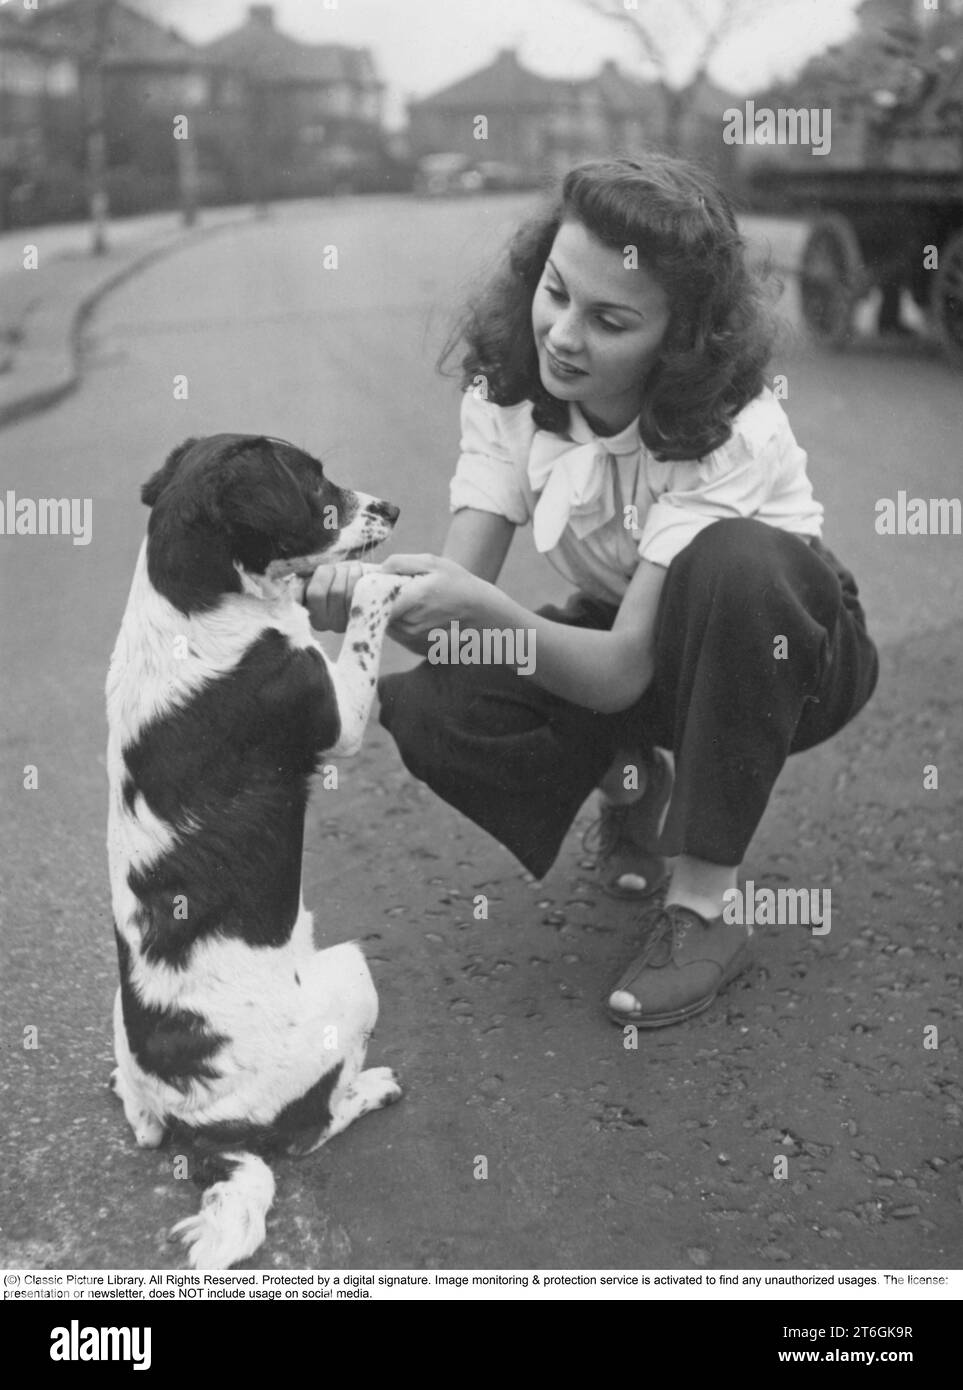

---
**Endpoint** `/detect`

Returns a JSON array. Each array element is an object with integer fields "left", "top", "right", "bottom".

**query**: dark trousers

[{"left": 378, "top": 519, "right": 879, "bottom": 879}]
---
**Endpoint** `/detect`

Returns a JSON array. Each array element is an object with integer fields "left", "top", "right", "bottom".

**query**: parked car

[
  {"left": 414, "top": 152, "right": 484, "bottom": 196},
  {"left": 474, "top": 160, "right": 533, "bottom": 191}
]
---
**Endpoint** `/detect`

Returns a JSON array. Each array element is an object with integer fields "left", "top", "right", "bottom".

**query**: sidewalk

[{"left": 0, "top": 206, "right": 253, "bottom": 430}]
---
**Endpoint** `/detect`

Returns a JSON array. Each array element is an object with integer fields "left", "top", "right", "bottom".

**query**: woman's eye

[{"left": 542, "top": 280, "right": 625, "bottom": 331}]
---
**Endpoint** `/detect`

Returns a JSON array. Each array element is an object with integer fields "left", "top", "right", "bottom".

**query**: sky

[{"left": 138, "top": 0, "right": 865, "bottom": 128}]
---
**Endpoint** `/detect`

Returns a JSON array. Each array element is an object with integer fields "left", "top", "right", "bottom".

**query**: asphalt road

[{"left": 1, "top": 195, "right": 961, "bottom": 1271}]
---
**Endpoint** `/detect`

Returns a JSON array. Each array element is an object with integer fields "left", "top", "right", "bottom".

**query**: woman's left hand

[{"left": 379, "top": 553, "right": 494, "bottom": 642}]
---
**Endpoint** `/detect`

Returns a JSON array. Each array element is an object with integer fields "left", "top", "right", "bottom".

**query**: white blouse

[{"left": 449, "top": 387, "right": 825, "bottom": 605}]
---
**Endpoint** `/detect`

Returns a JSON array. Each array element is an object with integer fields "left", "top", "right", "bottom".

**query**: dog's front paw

[{"left": 350, "top": 571, "right": 412, "bottom": 617}]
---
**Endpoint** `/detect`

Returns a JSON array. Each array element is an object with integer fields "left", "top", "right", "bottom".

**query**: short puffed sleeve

[
  {"left": 636, "top": 391, "right": 821, "bottom": 567},
  {"left": 449, "top": 391, "right": 531, "bottom": 525}
]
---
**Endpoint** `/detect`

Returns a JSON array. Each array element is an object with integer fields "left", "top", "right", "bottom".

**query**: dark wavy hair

[{"left": 441, "top": 154, "right": 776, "bottom": 461}]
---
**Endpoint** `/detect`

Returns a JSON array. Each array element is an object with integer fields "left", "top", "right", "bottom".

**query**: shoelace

[
  {"left": 582, "top": 799, "right": 643, "bottom": 858},
  {"left": 634, "top": 908, "right": 694, "bottom": 969},
  {"left": 582, "top": 753, "right": 668, "bottom": 860}
]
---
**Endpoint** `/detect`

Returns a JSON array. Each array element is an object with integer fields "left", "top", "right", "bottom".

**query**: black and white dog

[{"left": 106, "top": 434, "right": 408, "bottom": 1269}]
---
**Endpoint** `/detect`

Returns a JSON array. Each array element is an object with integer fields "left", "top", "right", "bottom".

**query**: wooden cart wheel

[
  {"left": 931, "top": 227, "right": 963, "bottom": 368},
  {"left": 799, "top": 214, "right": 866, "bottom": 348}
]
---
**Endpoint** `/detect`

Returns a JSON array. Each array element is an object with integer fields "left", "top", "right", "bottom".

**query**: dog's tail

[{"left": 171, "top": 1151, "right": 276, "bottom": 1270}]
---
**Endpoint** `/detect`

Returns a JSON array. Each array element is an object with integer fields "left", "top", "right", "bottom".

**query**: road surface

[{"left": 1, "top": 195, "right": 961, "bottom": 1270}]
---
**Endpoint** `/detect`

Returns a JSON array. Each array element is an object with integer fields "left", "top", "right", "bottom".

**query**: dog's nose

[{"left": 369, "top": 500, "right": 400, "bottom": 524}]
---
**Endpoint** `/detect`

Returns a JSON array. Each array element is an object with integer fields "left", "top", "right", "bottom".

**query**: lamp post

[
  {"left": 85, "top": 0, "right": 113, "bottom": 255},
  {"left": 176, "top": 108, "right": 200, "bottom": 227}
]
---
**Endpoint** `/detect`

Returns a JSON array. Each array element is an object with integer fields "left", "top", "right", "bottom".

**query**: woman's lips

[{"left": 545, "top": 347, "right": 587, "bottom": 378}]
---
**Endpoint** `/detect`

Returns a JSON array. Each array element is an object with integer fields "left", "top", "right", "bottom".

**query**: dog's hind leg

[
  {"left": 305, "top": 1067, "right": 403, "bottom": 1153},
  {"left": 111, "top": 989, "right": 166, "bottom": 1148},
  {"left": 292, "top": 941, "right": 402, "bottom": 1152},
  {"left": 332, "top": 1065, "right": 403, "bottom": 1129}
]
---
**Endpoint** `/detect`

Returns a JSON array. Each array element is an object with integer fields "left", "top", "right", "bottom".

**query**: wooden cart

[{"left": 749, "top": 55, "right": 963, "bottom": 364}]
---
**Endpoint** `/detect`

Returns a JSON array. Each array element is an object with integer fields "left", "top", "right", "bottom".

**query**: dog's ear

[
  {"left": 142, "top": 439, "right": 199, "bottom": 508},
  {"left": 209, "top": 441, "right": 314, "bottom": 554}
]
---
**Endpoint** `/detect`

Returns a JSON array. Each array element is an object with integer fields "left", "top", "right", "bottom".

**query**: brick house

[
  {"left": 409, "top": 49, "right": 661, "bottom": 180},
  {"left": 0, "top": 0, "right": 392, "bottom": 224},
  {"left": 23, "top": 0, "right": 232, "bottom": 216},
  {"left": 407, "top": 47, "right": 737, "bottom": 186},
  {"left": 202, "top": 4, "right": 388, "bottom": 196},
  {"left": 0, "top": 10, "right": 83, "bottom": 226}
]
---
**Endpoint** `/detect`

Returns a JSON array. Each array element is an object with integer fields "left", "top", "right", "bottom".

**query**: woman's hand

[
  {"left": 304, "top": 561, "right": 369, "bottom": 632},
  {"left": 304, "top": 550, "right": 504, "bottom": 650},
  {"left": 380, "top": 553, "right": 497, "bottom": 649}
]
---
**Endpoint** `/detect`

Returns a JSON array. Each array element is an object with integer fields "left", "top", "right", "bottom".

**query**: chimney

[{"left": 249, "top": 5, "right": 275, "bottom": 27}]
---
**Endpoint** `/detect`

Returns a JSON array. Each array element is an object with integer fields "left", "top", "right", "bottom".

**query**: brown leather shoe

[
  {"left": 582, "top": 749, "right": 673, "bottom": 900},
  {"left": 607, "top": 905, "right": 752, "bottom": 1028}
]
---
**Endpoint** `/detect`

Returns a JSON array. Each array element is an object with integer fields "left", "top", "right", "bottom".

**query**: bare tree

[{"left": 576, "top": 0, "right": 801, "bottom": 153}]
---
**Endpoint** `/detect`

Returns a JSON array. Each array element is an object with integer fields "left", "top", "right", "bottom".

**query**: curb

[{"left": 0, "top": 216, "right": 243, "bottom": 432}]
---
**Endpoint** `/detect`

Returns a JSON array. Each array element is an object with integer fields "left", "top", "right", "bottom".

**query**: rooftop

[
  {"left": 412, "top": 49, "right": 569, "bottom": 110},
  {"left": 25, "top": 0, "right": 200, "bottom": 69},
  {"left": 202, "top": 4, "right": 379, "bottom": 87},
  {"left": 410, "top": 48, "right": 721, "bottom": 120}
]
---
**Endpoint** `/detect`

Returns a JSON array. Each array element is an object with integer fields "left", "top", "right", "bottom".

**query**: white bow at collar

[{"left": 527, "top": 407, "right": 641, "bottom": 553}]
